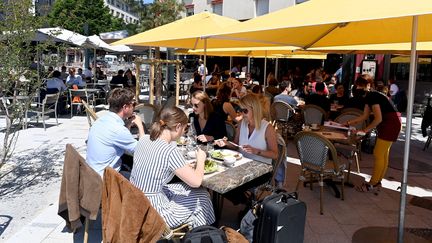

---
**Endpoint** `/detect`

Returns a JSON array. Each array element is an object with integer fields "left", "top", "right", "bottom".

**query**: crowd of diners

[{"left": 83, "top": 62, "right": 401, "bottom": 229}]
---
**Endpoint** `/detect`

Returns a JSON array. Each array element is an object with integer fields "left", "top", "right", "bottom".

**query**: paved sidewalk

[{"left": 1, "top": 115, "right": 432, "bottom": 242}]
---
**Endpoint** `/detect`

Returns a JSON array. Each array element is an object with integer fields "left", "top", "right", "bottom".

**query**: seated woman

[
  {"left": 211, "top": 82, "right": 241, "bottom": 123},
  {"left": 205, "top": 72, "right": 221, "bottom": 97},
  {"left": 231, "top": 78, "right": 247, "bottom": 99},
  {"left": 216, "top": 94, "right": 284, "bottom": 186},
  {"left": 130, "top": 107, "right": 215, "bottom": 228},
  {"left": 189, "top": 72, "right": 203, "bottom": 94},
  {"left": 190, "top": 91, "right": 226, "bottom": 143}
]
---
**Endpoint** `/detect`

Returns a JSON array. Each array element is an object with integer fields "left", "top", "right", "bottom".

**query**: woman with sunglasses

[
  {"left": 130, "top": 107, "right": 215, "bottom": 228},
  {"left": 190, "top": 91, "right": 226, "bottom": 143},
  {"left": 215, "top": 94, "right": 282, "bottom": 184}
]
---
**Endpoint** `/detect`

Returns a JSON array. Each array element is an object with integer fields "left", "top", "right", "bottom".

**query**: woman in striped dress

[{"left": 130, "top": 107, "right": 215, "bottom": 228}]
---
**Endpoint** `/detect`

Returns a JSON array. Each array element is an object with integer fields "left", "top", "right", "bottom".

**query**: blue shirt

[
  {"left": 66, "top": 74, "right": 85, "bottom": 87},
  {"left": 274, "top": 94, "right": 298, "bottom": 107},
  {"left": 86, "top": 111, "right": 137, "bottom": 177}
]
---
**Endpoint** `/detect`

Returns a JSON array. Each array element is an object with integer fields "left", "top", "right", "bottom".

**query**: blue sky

[{"left": 143, "top": 0, "right": 154, "bottom": 3}]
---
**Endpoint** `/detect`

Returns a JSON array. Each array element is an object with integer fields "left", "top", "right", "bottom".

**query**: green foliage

[
  {"left": 138, "top": 0, "right": 185, "bottom": 32},
  {"left": 0, "top": 0, "right": 58, "bottom": 166},
  {"left": 47, "top": 0, "right": 125, "bottom": 35}
]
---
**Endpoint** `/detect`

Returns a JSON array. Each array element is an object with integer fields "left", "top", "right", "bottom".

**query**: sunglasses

[{"left": 239, "top": 108, "right": 248, "bottom": 114}]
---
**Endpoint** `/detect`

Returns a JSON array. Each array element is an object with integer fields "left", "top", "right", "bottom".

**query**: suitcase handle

[{"left": 278, "top": 192, "right": 298, "bottom": 203}]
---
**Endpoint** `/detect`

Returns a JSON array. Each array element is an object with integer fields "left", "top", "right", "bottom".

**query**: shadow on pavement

[{"left": 0, "top": 145, "right": 64, "bottom": 198}]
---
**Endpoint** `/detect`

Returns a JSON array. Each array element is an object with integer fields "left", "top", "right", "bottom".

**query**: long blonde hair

[
  {"left": 150, "top": 107, "right": 188, "bottom": 141},
  {"left": 239, "top": 93, "right": 264, "bottom": 130}
]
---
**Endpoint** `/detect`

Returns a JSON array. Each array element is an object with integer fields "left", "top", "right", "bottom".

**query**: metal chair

[
  {"left": 294, "top": 131, "right": 345, "bottom": 215},
  {"left": 302, "top": 104, "right": 327, "bottom": 125},
  {"left": 27, "top": 93, "right": 59, "bottom": 130},
  {"left": 270, "top": 101, "right": 296, "bottom": 140},
  {"left": 69, "top": 89, "right": 92, "bottom": 118}
]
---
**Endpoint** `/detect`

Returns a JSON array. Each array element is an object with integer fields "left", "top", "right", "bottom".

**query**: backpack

[{"left": 182, "top": 225, "right": 228, "bottom": 243}]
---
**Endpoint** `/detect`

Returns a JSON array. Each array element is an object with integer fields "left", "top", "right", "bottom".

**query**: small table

[{"left": 201, "top": 157, "right": 272, "bottom": 223}]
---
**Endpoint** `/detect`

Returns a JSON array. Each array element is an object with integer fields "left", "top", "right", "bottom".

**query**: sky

[{"left": 143, "top": 0, "right": 154, "bottom": 3}]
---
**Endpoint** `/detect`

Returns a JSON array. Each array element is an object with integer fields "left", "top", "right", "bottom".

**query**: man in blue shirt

[
  {"left": 274, "top": 81, "right": 299, "bottom": 107},
  {"left": 66, "top": 67, "right": 86, "bottom": 88},
  {"left": 86, "top": 88, "right": 145, "bottom": 177}
]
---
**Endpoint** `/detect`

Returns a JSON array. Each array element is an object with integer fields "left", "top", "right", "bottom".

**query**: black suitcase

[{"left": 253, "top": 192, "right": 307, "bottom": 243}]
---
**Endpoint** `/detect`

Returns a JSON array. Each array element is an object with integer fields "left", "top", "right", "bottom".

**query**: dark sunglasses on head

[{"left": 239, "top": 108, "right": 248, "bottom": 114}]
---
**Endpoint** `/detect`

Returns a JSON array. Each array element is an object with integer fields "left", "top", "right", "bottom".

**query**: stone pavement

[{"left": 1, "top": 115, "right": 432, "bottom": 243}]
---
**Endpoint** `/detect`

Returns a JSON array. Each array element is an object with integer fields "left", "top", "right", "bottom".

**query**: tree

[
  {"left": 136, "top": 0, "right": 185, "bottom": 107},
  {"left": 0, "top": 0, "right": 57, "bottom": 168},
  {"left": 47, "top": 0, "right": 124, "bottom": 35}
]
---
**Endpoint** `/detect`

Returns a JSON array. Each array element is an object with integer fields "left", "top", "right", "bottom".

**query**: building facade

[
  {"left": 181, "top": 0, "right": 306, "bottom": 20},
  {"left": 32, "top": 0, "right": 138, "bottom": 24}
]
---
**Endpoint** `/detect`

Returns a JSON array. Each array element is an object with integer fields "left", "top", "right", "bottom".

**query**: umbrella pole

[
  {"left": 397, "top": 15, "right": 418, "bottom": 243},
  {"left": 203, "top": 38, "right": 207, "bottom": 92},
  {"left": 263, "top": 51, "right": 267, "bottom": 91},
  {"left": 275, "top": 58, "right": 279, "bottom": 81},
  {"left": 229, "top": 56, "right": 233, "bottom": 72},
  {"left": 176, "top": 62, "right": 180, "bottom": 106},
  {"left": 247, "top": 57, "right": 251, "bottom": 73}
]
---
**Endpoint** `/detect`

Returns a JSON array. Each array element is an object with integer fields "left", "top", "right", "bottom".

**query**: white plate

[
  {"left": 356, "top": 131, "right": 366, "bottom": 136},
  {"left": 210, "top": 149, "right": 242, "bottom": 161}
]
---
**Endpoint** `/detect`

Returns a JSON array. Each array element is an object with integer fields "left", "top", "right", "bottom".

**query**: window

[
  {"left": 185, "top": 4, "right": 194, "bottom": 16},
  {"left": 212, "top": 3, "right": 222, "bottom": 15},
  {"left": 255, "top": 0, "right": 269, "bottom": 17}
]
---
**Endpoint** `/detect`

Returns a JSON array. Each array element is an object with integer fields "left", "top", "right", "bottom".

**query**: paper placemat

[{"left": 324, "top": 121, "right": 349, "bottom": 130}]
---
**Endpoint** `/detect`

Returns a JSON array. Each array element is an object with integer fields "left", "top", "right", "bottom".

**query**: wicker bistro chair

[
  {"left": 82, "top": 100, "right": 98, "bottom": 127},
  {"left": 270, "top": 101, "right": 296, "bottom": 140},
  {"left": 294, "top": 131, "right": 345, "bottom": 215},
  {"left": 334, "top": 112, "right": 367, "bottom": 178},
  {"left": 302, "top": 104, "right": 327, "bottom": 126}
]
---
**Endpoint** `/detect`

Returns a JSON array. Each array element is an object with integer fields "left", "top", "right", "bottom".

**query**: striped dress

[{"left": 130, "top": 135, "right": 215, "bottom": 228}]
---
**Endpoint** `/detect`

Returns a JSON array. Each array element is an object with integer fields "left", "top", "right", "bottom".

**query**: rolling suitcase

[{"left": 253, "top": 191, "right": 307, "bottom": 243}]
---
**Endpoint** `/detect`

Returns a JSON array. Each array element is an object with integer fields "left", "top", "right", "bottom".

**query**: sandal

[{"left": 355, "top": 182, "right": 381, "bottom": 194}]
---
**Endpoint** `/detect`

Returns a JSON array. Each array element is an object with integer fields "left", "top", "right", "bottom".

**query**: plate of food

[
  {"left": 204, "top": 159, "right": 218, "bottom": 174},
  {"left": 210, "top": 149, "right": 242, "bottom": 161},
  {"left": 176, "top": 137, "right": 187, "bottom": 146}
]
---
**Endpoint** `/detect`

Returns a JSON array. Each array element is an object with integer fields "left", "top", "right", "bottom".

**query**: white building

[
  {"left": 104, "top": 0, "right": 139, "bottom": 24},
  {"left": 32, "top": 0, "right": 138, "bottom": 24},
  {"left": 181, "top": 0, "right": 308, "bottom": 20}
]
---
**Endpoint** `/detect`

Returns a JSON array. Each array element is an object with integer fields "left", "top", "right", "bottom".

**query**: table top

[{"left": 201, "top": 158, "right": 272, "bottom": 194}]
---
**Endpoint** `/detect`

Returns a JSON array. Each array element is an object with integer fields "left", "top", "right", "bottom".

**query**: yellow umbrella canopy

[
  {"left": 208, "top": 0, "right": 432, "bottom": 48},
  {"left": 112, "top": 12, "right": 240, "bottom": 49},
  {"left": 180, "top": 46, "right": 327, "bottom": 59},
  {"left": 309, "top": 42, "right": 432, "bottom": 55},
  {"left": 391, "top": 56, "right": 431, "bottom": 64}
]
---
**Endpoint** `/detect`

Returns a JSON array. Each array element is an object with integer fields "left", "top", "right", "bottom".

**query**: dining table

[{"left": 195, "top": 150, "right": 273, "bottom": 224}]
